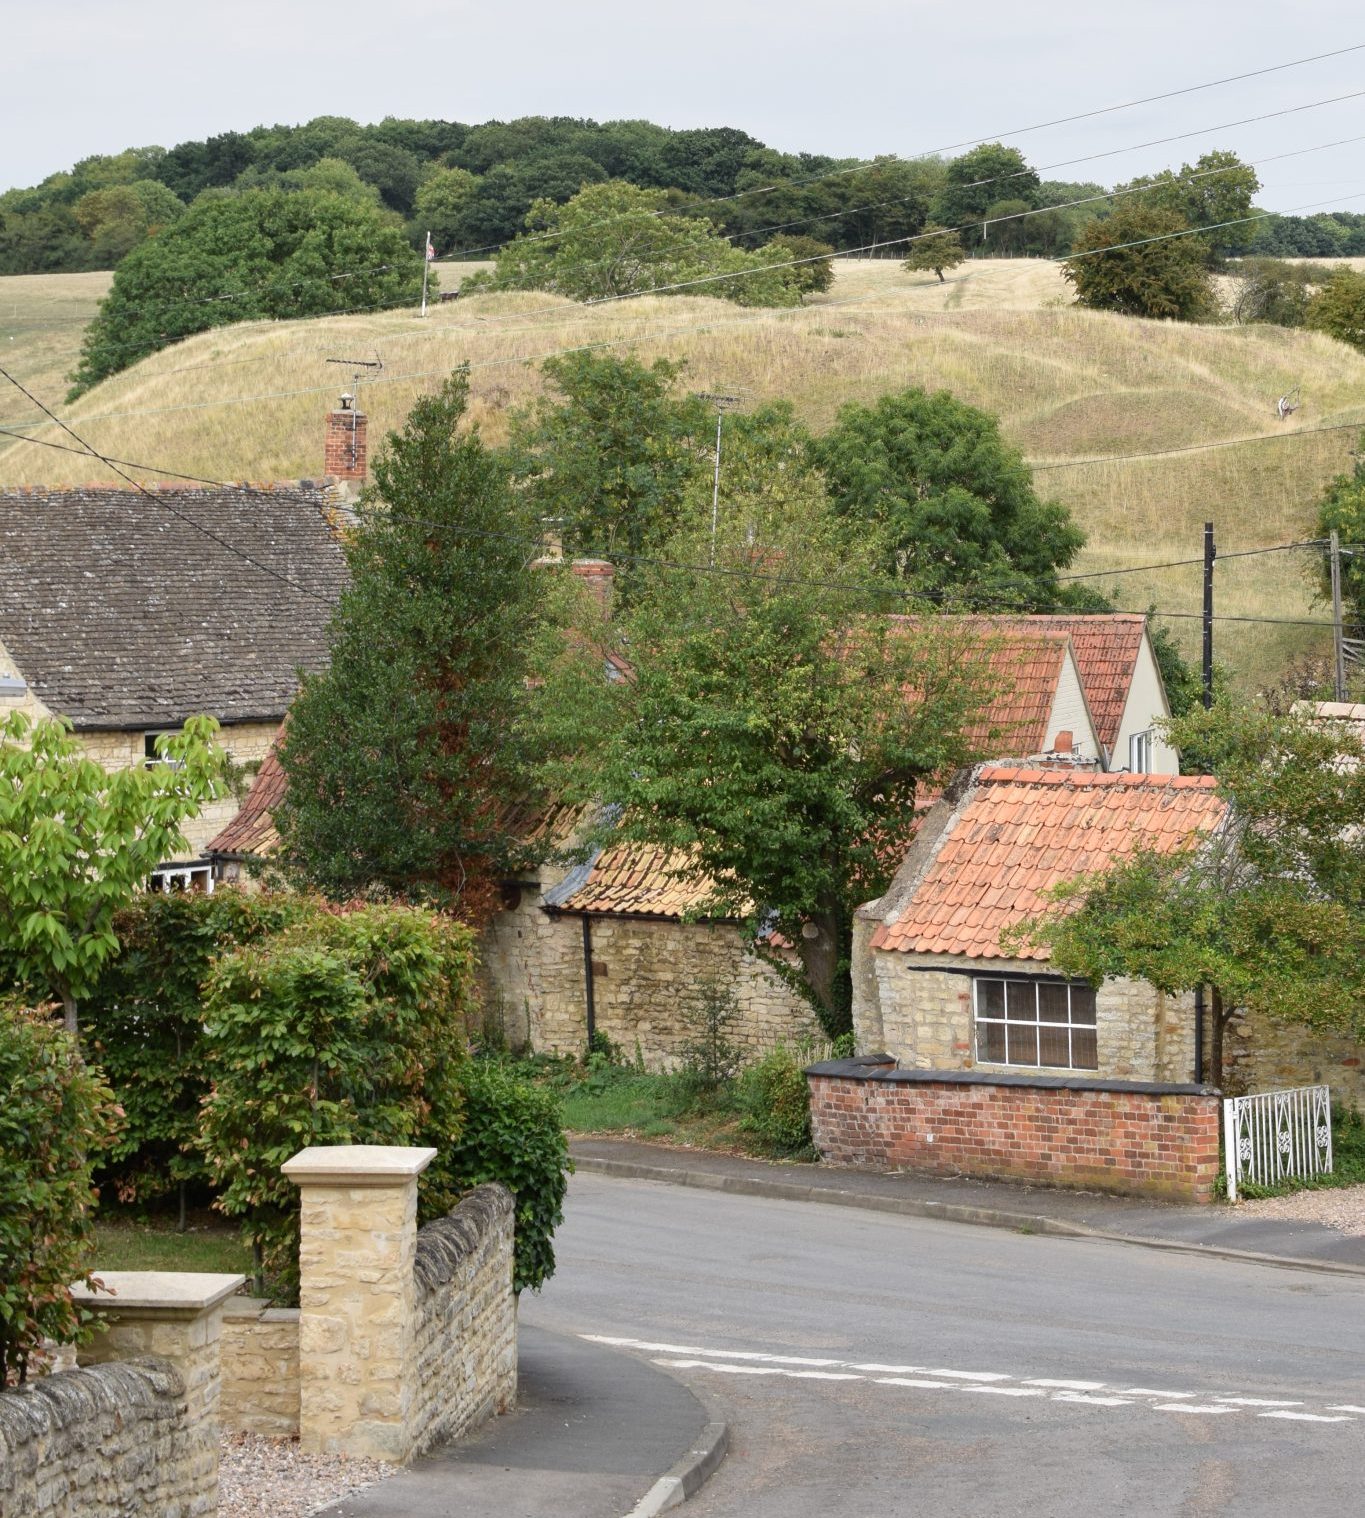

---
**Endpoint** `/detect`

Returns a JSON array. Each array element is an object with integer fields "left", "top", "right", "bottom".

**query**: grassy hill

[{"left": 2, "top": 258, "right": 1363, "bottom": 690}]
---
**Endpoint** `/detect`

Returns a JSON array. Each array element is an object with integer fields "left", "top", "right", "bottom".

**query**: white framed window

[
  {"left": 1128, "top": 728, "right": 1154, "bottom": 774},
  {"left": 143, "top": 731, "right": 185, "bottom": 770},
  {"left": 974, "top": 977, "right": 1098, "bottom": 1070},
  {"left": 148, "top": 860, "right": 215, "bottom": 895}
]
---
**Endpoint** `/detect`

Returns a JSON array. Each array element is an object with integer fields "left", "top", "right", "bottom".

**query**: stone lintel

[
  {"left": 72, "top": 1271, "right": 246, "bottom": 1318},
  {"left": 284, "top": 1144, "right": 437, "bottom": 1188}
]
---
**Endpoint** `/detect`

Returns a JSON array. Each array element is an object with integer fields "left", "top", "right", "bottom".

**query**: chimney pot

[{"left": 1054, "top": 730, "right": 1073, "bottom": 754}]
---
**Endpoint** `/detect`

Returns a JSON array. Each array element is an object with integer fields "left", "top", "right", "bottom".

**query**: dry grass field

[
  {"left": 0, "top": 270, "right": 112, "bottom": 404},
  {"left": 2, "top": 257, "right": 1362, "bottom": 688}
]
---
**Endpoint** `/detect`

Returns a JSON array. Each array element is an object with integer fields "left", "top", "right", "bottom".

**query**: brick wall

[
  {"left": 324, "top": 408, "right": 367, "bottom": 481},
  {"left": 221, "top": 1298, "right": 301, "bottom": 1438},
  {"left": 409, "top": 1184, "right": 518, "bottom": 1457},
  {"left": 808, "top": 1058, "right": 1221, "bottom": 1202},
  {"left": 0, "top": 1359, "right": 211, "bottom": 1518}
]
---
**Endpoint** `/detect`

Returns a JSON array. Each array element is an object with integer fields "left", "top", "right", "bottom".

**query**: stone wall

[
  {"left": 808, "top": 1057, "right": 1221, "bottom": 1202},
  {"left": 481, "top": 890, "right": 820, "bottom": 1066},
  {"left": 220, "top": 1298, "right": 301, "bottom": 1438},
  {"left": 853, "top": 948, "right": 1196, "bottom": 1085},
  {"left": 1224, "top": 1008, "right": 1365, "bottom": 1106},
  {"left": 410, "top": 1185, "right": 518, "bottom": 1457},
  {"left": 0, "top": 1358, "right": 211, "bottom": 1518}
]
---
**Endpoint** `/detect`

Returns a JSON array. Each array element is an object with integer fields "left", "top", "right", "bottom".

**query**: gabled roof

[
  {"left": 962, "top": 628, "right": 1079, "bottom": 756},
  {"left": 1009, "top": 615, "right": 1149, "bottom": 751},
  {"left": 0, "top": 482, "right": 348, "bottom": 729},
  {"left": 870, "top": 765, "right": 1224, "bottom": 960},
  {"left": 208, "top": 741, "right": 287, "bottom": 859},
  {"left": 543, "top": 842, "right": 724, "bottom": 920}
]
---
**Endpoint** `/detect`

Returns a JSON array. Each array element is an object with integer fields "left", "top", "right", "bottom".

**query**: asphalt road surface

[{"left": 521, "top": 1172, "right": 1365, "bottom": 1518}]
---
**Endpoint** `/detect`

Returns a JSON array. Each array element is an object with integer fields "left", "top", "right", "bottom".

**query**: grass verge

[{"left": 92, "top": 1211, "right": 252, "bottom": 1275}]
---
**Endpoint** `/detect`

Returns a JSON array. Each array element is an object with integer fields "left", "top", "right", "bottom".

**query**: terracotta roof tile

[
  {"left": 1012, "top": 615, "right": 1147, "bottom": 751},
  {"left": 207, "top": 736, "right": 288, "bottom": 859},
  {"left": 871, "top": 766, "right": 1224, "bottom": 959}
]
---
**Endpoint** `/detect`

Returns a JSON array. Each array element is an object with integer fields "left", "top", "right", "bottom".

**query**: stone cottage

[
  {"left": 853, "top": 764, "right": 1227, "bottom": 1083},
  {"left": 0, "top": 479, "right": 349, "bottom": 886}
]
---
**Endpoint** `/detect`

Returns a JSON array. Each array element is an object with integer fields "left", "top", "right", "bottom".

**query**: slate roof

[
  {"left": 870, "top": 765, "right": 1224, "bottom": 960},
  {"left": 1013, "top": 615, "right": 1149, "bottom": 751},
  {"left": 543, "top": 842, "right": 725, "bottom": 920},
  {"left": 0, "top": 483, "right": 348, "bottom": 729}
]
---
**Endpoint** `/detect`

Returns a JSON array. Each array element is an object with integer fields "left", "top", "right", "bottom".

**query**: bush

[
  {"left": 676, "top": 981, "right": 744, "bottom": 1095},
  {"left": 0, "top": 1001, "right": 121, "bottom": 1384},
  {"left": 443, "top": 1057, "right": 572, "bottom": 1292},
  {"left": 198, "top": 904, "right": 474, "bottom": 1294},
  {"left": 736, "top": 1042, "right": 815, "bottom": 1156}
]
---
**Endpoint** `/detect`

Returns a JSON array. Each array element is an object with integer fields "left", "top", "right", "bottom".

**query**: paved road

[{"left": 522, "top": 1173, "right": 1365, "bottom": 1518}]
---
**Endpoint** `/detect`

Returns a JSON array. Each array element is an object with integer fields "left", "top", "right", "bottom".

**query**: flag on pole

[{"left": 426, "top": 236, "right": 437, "bottom": 261}]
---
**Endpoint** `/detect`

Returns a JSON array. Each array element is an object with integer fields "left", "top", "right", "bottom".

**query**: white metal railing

[{"left": 1224, "top": 1084, "right": 1333, "bottom": 1202}]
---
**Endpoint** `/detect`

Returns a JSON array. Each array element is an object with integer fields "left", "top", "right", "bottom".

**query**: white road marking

[
  {"left": 1260, "top": 1410, "right": 1354, "bottom": 1424},
  {"left": 589, "top": 1334, "right": 1360, "bottom": 1432}
]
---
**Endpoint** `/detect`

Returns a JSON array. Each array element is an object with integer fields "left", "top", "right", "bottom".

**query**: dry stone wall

[
  {"left": 0, "top": 1358, "right": 210, "bottom": 1518},
  {"left": 480, "top": 889, "right": 820, "bottom": 1065},
  {"left": 410, "top": 1184, "right": 518, "bottom": 1456},
  {"left": 220, "top": 1298, "right": 301, "bottom": 1438},
  {"left": 1224, "top": 1008, "right": 1365, "bottom": 1105}
]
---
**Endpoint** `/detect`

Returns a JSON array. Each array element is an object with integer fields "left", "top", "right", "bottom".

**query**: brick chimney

[
  {"left": 324, "top": 393, "right": 367, "bottom": 488},
  {"left": 571, "top": 558, "right": 614, "bottom": 616}
]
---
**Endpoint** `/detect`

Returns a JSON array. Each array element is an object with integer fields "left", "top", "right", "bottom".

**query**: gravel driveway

[{"left": 1237, "top": 1183, "right": 1365, "bottom": 1236}]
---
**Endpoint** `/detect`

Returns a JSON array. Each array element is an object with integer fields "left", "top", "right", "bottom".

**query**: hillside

[{"left": 2, "top": 257, "right": 1363, "bottom": 689}]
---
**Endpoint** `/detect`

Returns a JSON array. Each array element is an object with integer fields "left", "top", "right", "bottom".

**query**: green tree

[
  {"left": 1306, "top": 268, "right": 1365, "bottom": 352},
  {"left": 412, "top": 164, "right": 480, "bottom": 252},
  {"left": 0, "top": 714, "right": 226, "bottom": 1033},
  {"left": 71, "top": 179, "right": 184, "bottom": 264},
  {"left": 578, "top": 487, "right": 998, "bottom": 1032},
  {"left": 763, "top": 234, "right": 836, "bottom": 294},
  {"left": 902, "top": 226, "right": 965, "bottom": 282},
  {"left": 813, "top": 387, "right": 1084, "bottom": 599},
  {"left": 70, "top": 189, "right": 424, "bottom": 394},
  {"left": 1011, "top": 704, "right": 1365, "bottom": 1087},
  {"left": 1063, "top": 203, "right": 1216, "bottom": 321},
  {"left": 475, "top": 180, "right": 801, "bottom": 306},
  {"left": 932, "top": 143, "right": 1040, "bottom": 242},
  {"left": 1314, "top": 434, "right": 1365, "bottom": 624},
  {"left": 276, "top": 371, "right": 547, "bottom": 920},
  {"left": 506, "top": 352, "right": 712, "bottom": 565},
  {"left": 1120, "top": 150, "right": 1260, "bottom": 261}
]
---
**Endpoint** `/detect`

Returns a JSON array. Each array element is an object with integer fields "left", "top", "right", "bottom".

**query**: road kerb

[
  {"left": 573, "top": 1154, "right": 1365, "bottom": 1280},
  {"left": 622, "top": 1420, "right": 730, "bottom": 1517}
]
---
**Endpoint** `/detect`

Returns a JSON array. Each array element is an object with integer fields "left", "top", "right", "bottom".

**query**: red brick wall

[
  {"left": 808, "top": 1061, "right": 1220, "bottom": 1203},
  {"left": 324, "top": 410, "right": 367, "bottom": 481}
]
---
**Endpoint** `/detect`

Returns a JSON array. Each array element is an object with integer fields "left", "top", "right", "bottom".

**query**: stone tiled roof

[
  {"left": 1015, "top": 615, "right": 1149, "bottom": 750},
  {"left": 0, "top": 482, "right": 348, "bottom": 729},
  {"left": 543, "top": 842, "right": 726, "bottom": 920},
  {"left": 871, "top": 765, "right": 1224, "bottom": 960}
]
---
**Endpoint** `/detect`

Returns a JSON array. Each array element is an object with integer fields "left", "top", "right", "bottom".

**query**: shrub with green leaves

[
  {"left": 737, "top": 1043, "right": 816, "bottom": 1156},
  {"left": 443, "top": 1057, "right": 572, "bottom": 1292},
  {"left": 0, "top": 1001, "right": 121, "bottom": 1385},
  {"left": 198, "top": 904, "right": 475, "bottom": 1293}
]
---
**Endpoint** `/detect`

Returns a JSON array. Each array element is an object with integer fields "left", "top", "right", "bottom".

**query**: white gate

[{"left": 1223, "top": 1085, "right": 1333, "bottom": 1202}]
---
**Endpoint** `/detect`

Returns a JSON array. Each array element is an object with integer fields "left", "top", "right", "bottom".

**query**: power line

[{"left": 0, "top": 368, "right": 336, "bottom": 605}]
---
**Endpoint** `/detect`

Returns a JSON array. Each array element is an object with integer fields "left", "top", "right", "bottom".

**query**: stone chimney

[
  {"left": 324, "top": 393, "right": 367, "bottom": 488},
  {"left": 571, "top": 558, "right": 614, "bottom": 616}
]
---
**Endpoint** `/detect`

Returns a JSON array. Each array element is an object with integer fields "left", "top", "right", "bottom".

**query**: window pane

[
  {"left": 1070, "top": 1026, "right": 1098, "bottom": 1070},
  {"left": 1006, "top": 981, "right": 1038, "bottom": 1021},
  {"left": 1069, "top": 986, "right": 1098, "bottom": 1026},
  {"left": 977, "top": 980, "right": 1005, "bottom": 1017},
  {"left": 978, "top": 1019, "right": 1007, "bottom": 1063},
  {"left": 1006, "top": 1023, "right": 1039, "bottom": 1066},
  {"left": 1038, "top": 1024, "right": 1072, "bottom": 1068},
  {"left": 1037, "top": 982, "right": 1070, "bottom": 1023}
]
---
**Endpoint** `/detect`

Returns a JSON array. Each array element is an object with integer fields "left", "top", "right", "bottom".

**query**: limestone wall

[
  {"left": 409, "top": 1184, "right": 518, "bottom": 1457},
  {"left": 1224, "top": 1008, "right": 1365, "bottom": 1105},
  {"left": 220, "top": 1298, "right": 301, "bottom": 1438},
  {"left": 480, "top": 894, "right": 820, "bottom": 1065},
  {"left": 854, "top": 949, "right": 1195, "bottom": 1085},
  {"left": 0, "top": 1358, "right": 210, "bottom": 1518}
]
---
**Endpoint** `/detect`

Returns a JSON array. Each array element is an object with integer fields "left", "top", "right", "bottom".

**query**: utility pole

[
  {"left": 1330, "top": 528, "right": 1348, "bottom": 701},
  {"left": 1202, "top": 521, "right": 1216, "bottom": 710},
  {"left": 694, "top": 390, "right": 744, "bottom": 566},
  {"left": 420, "top": 230, "right": 434, "bottom": 318}
]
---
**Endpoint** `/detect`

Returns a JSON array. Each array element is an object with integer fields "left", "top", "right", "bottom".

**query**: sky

[{"left": 5, "top": 1, "right": 1364, "bottom": 215}]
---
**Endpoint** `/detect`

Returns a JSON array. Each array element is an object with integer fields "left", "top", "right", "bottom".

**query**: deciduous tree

[
  {"left": 1063, "top": 203, "right": 1216, "bottom": 321},
  {"left": 902, "top": 226, "right": 964, "bottom": 282}
]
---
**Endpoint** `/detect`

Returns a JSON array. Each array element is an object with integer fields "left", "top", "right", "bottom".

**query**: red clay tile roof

[
  {"left": 1012, "top": 615, "right": 1147, "bottom": 751},
  {"left": 208, "top": 741, "right": 287, "bottom": 859},
  {"left": 871, "top": 765, "right": 1224, "bottom": 960},
  {"left": 548, "top": 843, "right": 727, "bottom": 920},
  {"left": 962, "top": 629, "right": 1073, "bottom": 755}
]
